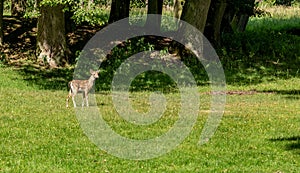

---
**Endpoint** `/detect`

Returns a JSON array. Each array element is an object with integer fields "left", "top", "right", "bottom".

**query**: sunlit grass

[
  {"left": 247, "top": 6, "right": 300, "bottom": 31},
  {"left": 0, "top": 65, "right": 299, "bottom": 172}
]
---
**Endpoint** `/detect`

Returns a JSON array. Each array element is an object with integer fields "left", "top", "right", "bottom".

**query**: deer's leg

[
  {"left": 86, "top": 93, "right": 89, "bottom": 107},
  {"left": 70, "top": 84, "right": 77, "bottom": 108},
  {"left": 72, "top": 94, "right": 77, "bottom": 108},
  {"left": 82, "top": 92, "right": 85, "bottom": 107},
  {"left": 66, "top": 90, "right": 72, "bottom": 107}
]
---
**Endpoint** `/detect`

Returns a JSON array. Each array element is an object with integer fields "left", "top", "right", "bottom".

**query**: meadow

[{"left": 0, "top": 5, "right": 299, "bottom": 173}]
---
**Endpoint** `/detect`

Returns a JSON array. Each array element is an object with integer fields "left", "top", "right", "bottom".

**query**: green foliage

[
  {"left": 98, "top": 37, "right": 158, "bottom": 91},
  {"left": 96, "top": 36, "right": 209, "bottom": 92},
  {"left": 72, "top": 6, "right": 108, "bottom": 26},
  {"left": 259, "top": 0, "right": 300, "bottom": 6},
  {"left": 131, "top": 0, "right": 147, "bottom": 8},
  {"left": 21, "top": 0, "right": 110, "bottom": 26},
  {"left": 3, "top": 0, "right": 11, "bottom": 14},
  {"left": 39, "top": 0, "right": 74, "bottom": 6}
]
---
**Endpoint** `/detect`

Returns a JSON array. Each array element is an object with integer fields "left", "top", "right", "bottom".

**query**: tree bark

[
  {"left": 175, "top": 0, "right": 211, "bottom": 60},
  {"left": 204, "top": 0, "right": 227, "bottom": 46},
  {"left": 234, "top": 14, "right": 250, "bottom": 32},
  {"left": 181, "top": 0, "right": 211, "bottom": 33},
  {"left": 174, "top": 0, "right": 184, "bottom": 19},
  {"left": 108, "top": 0, "right": 130, "bottom": 24},
  {"left": 145, "top": 0, "right": 163, "bottom": 31},
  {"left": 37, "top": 5, "right": 68, "bottom": 68},
  {"left": 65, "top": 3, "right": 75, "bottom": 33},
  {"left": 0, "top": 0, "right": 3, "bottom": 46},
  {"left": 11, "top": 0, "right": 26, "bottom": 16},
  {"left": 221, "top": 0, "right": 255, "bottom": 33}
]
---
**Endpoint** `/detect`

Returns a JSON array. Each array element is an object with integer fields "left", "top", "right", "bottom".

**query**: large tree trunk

[
  {"left": 175, "top": 0, "right": 211, "bottom": 60},
  {"left": 181, "top": 0, "right": 211, "bottom": 33},
  {"left": 204, "top": 0, "right": 227, "bottom": 46},
  {"left": 221, "top": 0, "right": 255, "bottom": 34},
  {"left": 145, "top": 0, "right": 163, "bottom": 31},
  {"left": 237, "top": 14, "right": 250, "bottom": 32},
  {"left": 11, "top": 0, "right": 26, "bottom": 16},
  {"left": 65, "top": 3, "right": 75, "bottom": 33},
  {"left": 37, "top": 5, "right": 68, "bottom": 68},
  {"left": 108, "top": 0, "right": 130, "bottom": 24},
  {"left": 174, "top": 0, "right": 184, "bottom": 19}
]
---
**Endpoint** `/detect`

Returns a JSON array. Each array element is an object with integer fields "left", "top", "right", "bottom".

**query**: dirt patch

[{"left": 208, "top": 90, "right": 274, "bottom": 95}]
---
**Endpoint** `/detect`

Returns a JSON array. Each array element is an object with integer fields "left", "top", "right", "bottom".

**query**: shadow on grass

[
  {"left": 2, "top": 15, "right": 299, "bottom": 91},
  {"left": 270, "top": 136, "right": 300, "bottom": 154},
  {"left": 221, "top": 24, "right": 300, "bottom": 85},
  {"left": 259, "top": 89, "right": 300, "bottom": 100},
  {"left": 17, "top": 64, "right": 74, "bottom": 91}
]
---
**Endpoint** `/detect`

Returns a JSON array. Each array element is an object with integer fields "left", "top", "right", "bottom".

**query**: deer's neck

[{"left": 88, "top": 76, "right": 96, "bottom": 84}]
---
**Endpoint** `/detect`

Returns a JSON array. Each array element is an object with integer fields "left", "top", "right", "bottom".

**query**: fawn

[{"left": 66, "top": 69, "right": 99, "bottom": 108}]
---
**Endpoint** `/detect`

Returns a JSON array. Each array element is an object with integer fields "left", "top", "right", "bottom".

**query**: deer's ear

[
  {"left": 90, "top": 69, "right": 93, "bottom": 73},
  {"left": 96, "top": 70, "right": 100, "bottom": 73}
]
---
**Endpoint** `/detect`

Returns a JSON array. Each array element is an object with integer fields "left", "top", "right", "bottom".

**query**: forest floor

[{"left": 0, "top": 16, "right": 101, "bottom": 67}]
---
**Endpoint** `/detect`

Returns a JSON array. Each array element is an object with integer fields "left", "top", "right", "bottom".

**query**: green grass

[
  {"left": 1, "top": 5, "right": 300, "bottom": 173},
  {"left": 221, "top": 5, "right": 300, "bottom": 86},
  {"left": 0, "top": 65, "right": 299, "bottom": 172},
  {"left": 247, "top": 6, "right": 300, "bottom": 31}
]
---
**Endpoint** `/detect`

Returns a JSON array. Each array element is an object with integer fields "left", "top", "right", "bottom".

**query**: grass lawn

[
  {"left": 0, "top": 65, "right": 299, "bottom": 172},
  {"left": 0, "top": 4, "right": 299, "bottom": 173}
]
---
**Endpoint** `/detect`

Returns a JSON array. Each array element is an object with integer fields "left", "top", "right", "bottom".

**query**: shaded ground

[
  {"left": 0, "top": 16, "right": 104, "bottom": 90},
  {"left": 0, "top": 16, "right": 101, "bottom": 66},
  {"left": 270, "top": 136, "right": 300, "bottom": 154},
  {"left": 0, "top": 16, "right": 299, "bottom": 91}
]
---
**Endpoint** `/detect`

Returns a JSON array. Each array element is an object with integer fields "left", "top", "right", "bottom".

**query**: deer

[{"left": 66, "top": 69, "right": 99, "bottom": 108}]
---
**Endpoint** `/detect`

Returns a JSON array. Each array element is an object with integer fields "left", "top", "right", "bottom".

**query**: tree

[
  {"left": 174, "top": 0, "right": 184, "bottom": 19},
  {"left": 0, "top": 0, "right": 3, "bottom": 46},
  {"left": 221, "top": 0, "right": 255, "bottom": 34},
  {"left": 11, "top": 0, "right": 26, "bottom": 16},
  {"left": 204, "top": 0, "right": 227, "bottom": 46},
  {"left": 108, "top": 0, "right": 130, "bottom": 24},
  {"left": 145, "top": 0, "right": 163, "bottom": 31},
  {"left": 37, "top": 4, "right": 69, "bottom": 68},
  {"left": 174, "top": 0, "right": 211, "bottom": 60},
  {"left": 181, "top": 0, "right": 211, "bottom": 33}
]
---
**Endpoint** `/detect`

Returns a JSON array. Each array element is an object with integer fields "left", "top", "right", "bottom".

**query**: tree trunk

[
  {"left": 0, "top": 0, "right": 3, "bottom": 46},
  {"left": 237, "top": 14, "right": 250, "bottom": 32},
  {"left": 220, "top": 4, "right": 234, "bottom": 34},
  {"left": 174, "top": 0, "right": 184, "bottom": 19},
  {"left": 108, "top": 0, "right": 130, "bottom": 24},
  {"left": 181, "top": 0, "right": 211, "bottom": 33},
  {"left": 221, "top": 0, "right": 255, "bottom": 34},
  {"left": 65, "top": 3, "right": 75, "bottom": 33},
  {"left": 11, "top": 0, "right": 26, "bottom": 16},
  {"left": 177, "top": 0, "right": 211, "bottom": 61},
  {"left": 145, "top": 0, "right": 163, "bottom": 31},
  {"left": 37, "top": 5, "right": 68, "bottom": 68},
  {"left": 204, "top": 0, "right": 227, "bottom": 46}
]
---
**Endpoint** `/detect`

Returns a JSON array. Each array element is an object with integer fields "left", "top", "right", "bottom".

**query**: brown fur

[{"left": 66, "top": 70, "right": 99, "bottom": 107}]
